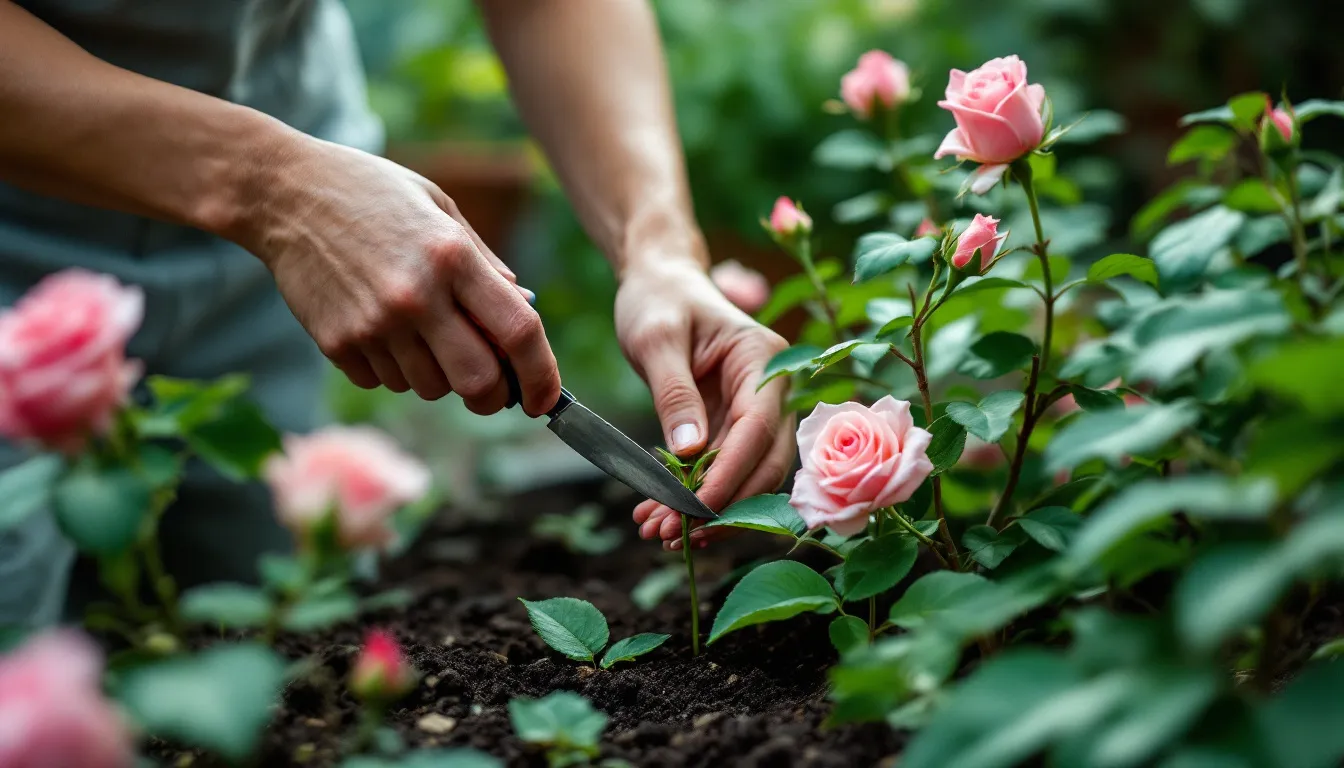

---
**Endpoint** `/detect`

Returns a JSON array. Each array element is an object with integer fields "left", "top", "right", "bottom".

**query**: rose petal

[{"left": 969, "top": 164, "right": 1010, "bottom": 197}]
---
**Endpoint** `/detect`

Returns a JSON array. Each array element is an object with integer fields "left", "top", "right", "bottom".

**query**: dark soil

[{"left": 252, "top": 479, "right": 900, "bottom": 768}]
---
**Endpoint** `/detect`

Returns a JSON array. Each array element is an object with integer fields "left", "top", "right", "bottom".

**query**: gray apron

[{"left": 0, "top": 0, "right": 384, "bottom": 628}]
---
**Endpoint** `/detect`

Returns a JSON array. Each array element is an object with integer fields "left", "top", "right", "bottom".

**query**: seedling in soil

[
  {"left": 508, "top": 691, "right": 608, "bottom": 768},
  {"left": 531, "top": 503, "right": 622, "bottom": 556},
  {"left": 654, "top": 447, "right": 717, "bottom": 656},
  {"left": 519, "top": 597, "right": 669, "bottom": 669}
]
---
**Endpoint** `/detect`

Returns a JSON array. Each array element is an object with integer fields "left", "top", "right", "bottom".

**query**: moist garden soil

[{"left": 159, "top": 478, "right": 1344, "bottom": 768}]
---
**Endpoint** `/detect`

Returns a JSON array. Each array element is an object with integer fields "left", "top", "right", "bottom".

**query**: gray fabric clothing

[{"left": 0, "top": 0, "right": 383, "bottom": 628}]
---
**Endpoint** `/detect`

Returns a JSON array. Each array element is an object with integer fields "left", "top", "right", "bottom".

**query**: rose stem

[
  {"left": 681, "top": 513, "right": 701, "bottom": 657},
  {"left": 908, "top": 273, "right": 963, "bottom": 571}
]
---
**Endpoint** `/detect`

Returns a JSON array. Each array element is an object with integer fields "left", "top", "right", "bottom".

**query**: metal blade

[{"left": 546, "top": 399, "right": 717, "bottom": 520}]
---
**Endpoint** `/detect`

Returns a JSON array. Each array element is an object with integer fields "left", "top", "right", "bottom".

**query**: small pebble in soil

[
  {"left": 488, "top": 651, "right": 509, "bottom": 664},
  {"left": 441, "top": 634, "right": 457, "bottom": 646},
  {"left": 416, "top": 713, "right": 458, "bottom": 735},
  {"left": 303, "top": 718, "right": 326, "bottom": 728}
]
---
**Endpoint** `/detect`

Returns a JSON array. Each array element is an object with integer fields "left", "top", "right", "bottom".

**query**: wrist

[{"left": 612, "top": 207, "right": 710, "bottom": 282}]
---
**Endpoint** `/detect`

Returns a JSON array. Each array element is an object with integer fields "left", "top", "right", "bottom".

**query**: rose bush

[{"left": 934, "top": 55, "right": 1046, "bottom": 194}]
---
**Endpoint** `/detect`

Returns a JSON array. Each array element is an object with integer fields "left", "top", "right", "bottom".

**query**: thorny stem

[
  {"left": 140, "top": 487, "right": 181, "bottom": 634},
  {"left": 884, "top": 508, "right": 951, "bottom": 568},
  {"left": 798, "top": 238, "right": 843, "bottom": 340},
  {"left": 681, "top": 514, "right": 701, "bottom": 657},
  {"left": 1285, "top": 164, "right": 1313, "bottom": 283},
  {"left": 1020, "top": 172, "right": 1054, "bottom": 375},
  {"left": 987, "top": 355, "right": 1041, "bottom": 529},
  {"left": 909, "top": 314, "right": 963, "bottom": 571}
]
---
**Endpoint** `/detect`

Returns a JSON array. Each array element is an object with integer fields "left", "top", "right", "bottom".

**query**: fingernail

[
  {"left": 690, "top": 530, "right": 706, "bottom": 541},
  {"left": 519, "top": 287, "right": 537, "bottom": 305},
  {"left": 671, "top": 423, "right": 701, "bottom": 452},
  {"left": 669, "top": 538, "right": 682, "bottom": 551},
  {"left": 698, "top": 541, "right": 709, "bottom": 549}
]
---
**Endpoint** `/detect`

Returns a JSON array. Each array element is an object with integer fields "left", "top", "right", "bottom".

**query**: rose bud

[
  {"left": 789, "top": 396, "right": 934, "bottom": 537},
  {"left": 914, "top": 218, "right": 942, "bottom": 239},
  {"left": 950, "top": 214, "right": 1009, "bottom": 272},
  {"left": 1260, "top": 97, "right": 1297, "bottom": 151},
  {"left": 350, "top": 630, "right": 418, "bottom": 704},
  {"left": 710, "top": 260, "right": 771, "bottom": 314},
  {"left": 0, "top": 631, "right": 135, "bottom": 768},
  {"left": 934, "top": 55, "right": 1047, "bottom": 195},
  {"left": 840, "top": 50, "right": 911, "bottom": 120},
  {"left": 766, "top": 196, "right": 813, "bottom": 241},
  {"left": 264, "top": 426, "right": 431, "bottom": 552},
  {"left": 0, "top": 269, "right": 144, "bottom": 453}
]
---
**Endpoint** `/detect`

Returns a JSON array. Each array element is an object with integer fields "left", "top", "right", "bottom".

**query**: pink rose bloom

[
  {"left": 951, "top": 214, "right": 1008, "bottom": 272},
  {"left": 350, "top": 630, "right": 417, "bottom": 704},
  {"left": 934, "top": 56, "right": 1047, "bottom": 195},
  {"left": 840, "top": 50, "right": 911, "bottom": 120},
  {"left": 768, "top": 196, "right": 812, "bottom": 239},
  {"left": 264, "top": 426, "right": 431, "bottom": 551},
  {"left": 1265, "top": 97, "right": 1294, "bottom": 142},
  {"left": 0, "top": 631, "right": 135, "bottom": 768},
  {"left": 710, "top": 260, "right": 771, "bottom": 314},
  {"left": 914, "top": 218, "right": 942, "bottom": 239},
  {"left": 0, "top": 269, "right": 144, "bottom": 453},
  {"left": 789, "top": 396, "right": 934, "bottom": 537}
]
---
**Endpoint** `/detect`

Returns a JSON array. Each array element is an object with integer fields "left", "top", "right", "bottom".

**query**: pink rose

[
  {"left": 263, "top": 426, "right": 431, "bottom": 551},
  {"left": 934, "top": 56, "right": 1047, "bottom": 195},
  {"left": 350, "top": 630, "right": 417, "bottom": 704},
  {"left": 0, "top": 269, "right": 143, "bottom": 453},
  {"left": 0, "top": 631, "right": 135, "bottom": 768},
  {"left": 710, "top": 260, "right": 771, "bottom": 314},
  {"left": 841, "top": 51, "right": 911, "bottom": 120},
  {"left": 1265, "top": 97, "right": 1295, "bottom": 143},
  {"left": 958, "top": 436, "right": 1005, "bottom": 471},
  {"left": 789, "top": 396, "right": 934, "bottom": 537},
  {"left": 914, "top": 218, "right": 942, "bottom": 239},
  {"left": 951, "top": 214, "right": 1008, "bottom": 272},
  {"left": 767, "top": 196, "right": 812, "bottom": 240}
]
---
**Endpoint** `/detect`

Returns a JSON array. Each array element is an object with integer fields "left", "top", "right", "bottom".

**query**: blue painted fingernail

[{"left": 520, "top": 287, "right": 536, "bottom": 305}]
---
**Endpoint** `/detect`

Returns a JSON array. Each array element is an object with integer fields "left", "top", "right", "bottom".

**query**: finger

[
  {"left": 438, "top": 197, "right": 536, "bottom": 303},
  {"left": 633, "top": 498, "right": 660, "bottom": 526},
  {"left": 388, "top": 332, "right": 451, "bottom": 401},
  {"left": 331, "top": 352, "right": 380, "bottom": 390},
  {"left": 696, "top": 385, "right": 785, "bottom": 511},
  {"left": 360, "top": 343, "right": 410, "bottom": 394},
  {"left": 453, "top": 258, "right": 561, "bottom": 417},
  {"left": 420, "top": 305, "right": 509, "bottom": 415},
  {"left": 687, "top": 426, "right": 797, "bottom": 548},
  {"left": 636, "top": 321, "right": 709, "bottom": 457}
]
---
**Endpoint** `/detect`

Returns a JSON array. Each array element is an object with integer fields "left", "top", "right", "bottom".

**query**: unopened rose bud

[
  {"left": 950, "top": 214, "right": 1008, "bottom": 273},
  {"left": 1260, "top": 97, "right": 1297, "bottom": 151},
  {"left": 350, "top": 630, "right": 418, "bottom": 705},
  {"left": 766, "top": 196, "right": 812, "bottom": 241},
  {"left": 914, "top": 218, "right": 941, "bottom": 239}
]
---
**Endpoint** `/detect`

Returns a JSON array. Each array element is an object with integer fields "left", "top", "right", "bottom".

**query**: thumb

[{"left": 641, "top": 340, "right": 709, "bottom": 457}]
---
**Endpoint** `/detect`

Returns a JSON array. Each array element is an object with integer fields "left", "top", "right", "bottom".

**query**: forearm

[
  {"left": 0, "top": 0, "right": 297, "bottom": 240},
  {"left": 477, "top": 0, "right": 706, "bottom": 278}
]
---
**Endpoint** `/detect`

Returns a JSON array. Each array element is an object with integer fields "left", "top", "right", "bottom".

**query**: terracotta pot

[{"left": 386, "top": 141, "right": 536, "bottom": 255}]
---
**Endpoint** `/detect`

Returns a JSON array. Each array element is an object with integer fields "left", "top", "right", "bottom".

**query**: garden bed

[{"left": 202, "top": 479, "right": 900, "bottom": 768}]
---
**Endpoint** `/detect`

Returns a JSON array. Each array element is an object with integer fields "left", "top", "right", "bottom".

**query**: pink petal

[
  {"left": 992, "top": 81, "right": 1047, "bottom": 148},
  {"left": 969, "top": 164, "right": 1010, "bottom": 196},
  {"left": 934, "top": 127, "right": 975, "bottom": 160},
  {"left": 941, "top": 101, "right": 1032, "bottom": 164}
]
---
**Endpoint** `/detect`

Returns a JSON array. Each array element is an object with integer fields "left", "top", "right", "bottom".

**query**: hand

[
  {"left": 616, "top": 260, "right": 795, "bottom": 550},
  {"left": 232, "top": 136, "right": 562, "bottom": 416}
]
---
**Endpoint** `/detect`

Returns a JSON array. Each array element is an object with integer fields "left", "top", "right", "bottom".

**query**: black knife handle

[{"left": 500, "top": 359, "right": 573, "bottom": 419}]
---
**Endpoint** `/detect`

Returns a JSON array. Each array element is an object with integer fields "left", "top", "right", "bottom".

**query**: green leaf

[
  {"left": 0, "top": 454, "right": 63, "bottom": 531},
  {"left": 1223, "top": 178, "right": 1282, "bottom": 214},
  {"left": 630, "top": 566, "right": 683, "bottom": 611},
  {"left": 1249, "top": 336, "right": 1344, "bottom": 416},
  {"left": 887, "top": 571, "right": 994, "bottom": 631},
  {"left": 962, "top": 525, "right": 1027, "bottom": 569},
  {"left": 926, "top": 417, "right": 967, "bottom": 476},
  {"left": 185, "top": 399, "right": 282, "bottom": 481},
  {"left": 1178, "top": 105, "right": 1235, "bottom": 127},
  {"left": 833, "top": 191, "right": 892, "bottom": 224},
  {"left": 344, "top": 749, "right": 503, "bottom": 768},
  {"left": 1132, "top": 180, "right": 1223, "bottom": 239},
  {"left": 835, "top": 534, "right": 919, "bottom": 602},
  {"left": 258, "top": 553, "right": 305, "bottom": 595},
  {"left": 140, "top": 374, "right": 250, "bottom": 437},
  {"left": 282, "top": 590, "right": 359, "bottom": 632},
  {"left": 1258, "top": 661, "right": 1344, "bottom": 768},
  {"left": 708, "top": 560, "right": 836, "bottom": 644},
  {"left": 814, "top": 129, "right": 889, "bottom": 170},
  {"left": 876, "top": 315, "right": 915, "bottom": 339},
  {"left": 180, "top": 584, "right": 273, "bottom": 629},
  {"left": 1087, "top": 253, "right": 1159, "bottom": 288},
  {"left": 1228, "top": 92, "right": 1269, "bottom": 129},
  {"left": 600, "top": 633, "right": 670, "bottom": 669},
  {"left": 757, "top": 263, "right": 841, "bottom": 325},
  {"left": 1236, "top": 215, "right": 1291, "bottom": 257},
  {"left": 1150, "top": 206, "right": 1245, "bottom": 292},
  {"left": 811, "top": 340, "right": 889, "bottom": 375},
  {"left": 519, "top": 597, "right": 610, "bottom": 662},
  {"left": 829, "top": 615, "right": 870, "bottom": 656},
  {"left": 1044, "top": 401, "right": 1200, "bottom": 472},
  {"left": 702, "top": 493, "right": 806, "bottom": 537},
  {"left": 53, "top": 463, "right": 151, "bottom": 556},
  {"left": 1130, "top": 289, "right": 1291, "bottom": 384},
  {"left": 956, "top": 332, "right": 1036, "bottom": 380},
  {"left": 945, "top": 391, "right": 1025, "bottom": 443},
  {"left": 853, "top": 234, "right": 939, "bottom": 282},
  {"left": 135, "top": 443, "right": 183, "bottom": 490},
  {"left": 117, "top": 644, "right": 285, "bottom": 762},
  {"left": 758, "top": 344, "right": 823, "bottom": 389},
  {"left": 508, "top": 691, "right": 607, "bottom": 753},
  {"left": 1015, "top": 507, "right": 1081, "bottom": 552},
  {"left": 1167, "top": 125, "right": 1238, "bottom": 165},
  {"left": 1067, "top": 384, "right": 1124, "bottom": 412},
  {"left": 1064, "top": 476, "right": 1277, "bottom": 574},
  {"left": 927, "top": 315, "right": 980, "bottom": 381},
  {"left": 1293, "top": 99, "right": 1344, "bottom": 123},
  {"left": 953, "top": 277, "right": 1032, "bottom": 297}
]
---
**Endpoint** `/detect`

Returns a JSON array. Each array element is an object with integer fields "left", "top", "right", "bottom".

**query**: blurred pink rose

[
  {"left": 935, "top": 56, "right": 1046, "bottom": 195},
  {"left": 841, "top": 50, "right": 911, "bottom": 120},
  {"left": 790, "top": 396, "right": 933, "bottom": 537},
  {"left": 264, "top": 426, "right": 431, "bottom": 551},
  {"left": 957, "top": 435, "right": 1006, "bottom": 471},
  {"left": 0, "top": 631, "right": 134, "bottom": 768},
  {"left": 710, "top": 260, "right": 771, "bottom": 313},
  {"left": 1265, "top": 97, "right": 1295, "bottom": 142},
  {"left": 914, "top": 218, "right": 941, "bottom": 238},
  {"left": 0, "top": 269, "right": 143, "bottom": 453},
  {"left": 768, "top": 196, "right": 812, "bottom": 239},
  {"left": 350, "top": 630, "right": 417, "bottom": 704},
  {"left": 951, "top": 214, "right": 1008, "bottom": 272}
]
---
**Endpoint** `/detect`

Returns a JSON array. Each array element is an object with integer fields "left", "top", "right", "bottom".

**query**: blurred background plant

[{"left": 335, "top": 0, "right": 1342, "bottom": 504}]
